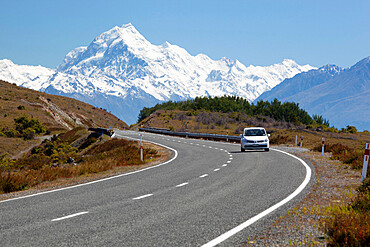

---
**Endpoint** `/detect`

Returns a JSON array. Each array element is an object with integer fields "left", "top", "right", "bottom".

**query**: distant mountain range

[
  {"left": 0, "top": 23, "right": 314, "bottom": 124},
  {"left": 256, "top": 57, "right": 370, "bottom": 130}
]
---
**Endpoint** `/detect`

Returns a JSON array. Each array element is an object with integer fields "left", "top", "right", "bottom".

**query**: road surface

[{"left": 0, "top": 130, "right": 312, "bottom": 246}]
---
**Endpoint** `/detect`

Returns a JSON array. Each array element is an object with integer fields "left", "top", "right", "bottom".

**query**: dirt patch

[{"left": 0, "top": 141, "right": 173, "bottom": 201}]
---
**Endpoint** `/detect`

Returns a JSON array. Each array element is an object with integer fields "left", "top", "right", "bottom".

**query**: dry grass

[
  {"left": 133, "top": 109, "right": 370, "bottom": 150},
  {"left": 0, "top": 134, "right": 168, "bottom": 195},
  {"left": 0, "top": 80, "right": 128, "bottom": 156}
]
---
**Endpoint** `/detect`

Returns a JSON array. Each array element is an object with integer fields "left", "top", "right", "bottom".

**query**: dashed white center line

[
  {"left": 220, "top": 149, "right": 224, "bottom": 151},
  {"left": 190, "top": 143, "right": 193, "bottom": 145},
  {"left": 51, "top": 211, "right": 89, "bottom": 222},
  {"left": 214, "top": 168, "right": 220, "bottom": 172},
  {"left": 133, "top": 194, "right": 153, "bottom": 200},
  {"left": 229, "top": 158, "right": 233, "bottom": 160},
  {"left": 222, "top": 164, "right": 227, "bottom": 167},
  {"left": 200, "top": 174, "right": 209, "bottom": 178},
  {"left": 227, "top": 161, "right": 231, "bottom": 163},
  {"left": 209, "top": 146, "right": 213, "bottom": 149},
  {"left": 176, "top": 182, "right": 189, "bottom": 187}
]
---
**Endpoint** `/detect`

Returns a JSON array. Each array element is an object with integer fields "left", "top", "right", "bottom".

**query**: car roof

[{"left": 243, "top": 127, "right": 265, "bottom": 130}]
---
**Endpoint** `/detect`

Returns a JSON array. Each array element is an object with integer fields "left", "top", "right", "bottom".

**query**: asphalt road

[{"left": 0, "top": 130, "right": 312, "bottom": 246}]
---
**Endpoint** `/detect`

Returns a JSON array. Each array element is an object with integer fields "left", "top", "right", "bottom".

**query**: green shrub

[
  {"left": 23, "top": 128, "right": 35, "bottom": 140},
  {"left": 323, "top": 178, "right": 370, "bottom": 246},
  {"left": 4, "top": 129, "right": 20, "bottom": 138},
  {"left": 17, "top": 105, "right": 25, "bottom": 110}
]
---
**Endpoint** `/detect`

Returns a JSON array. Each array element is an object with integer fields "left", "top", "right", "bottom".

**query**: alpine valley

[{"left": 0, "top": 24, "right": 315, "bottom": 124}]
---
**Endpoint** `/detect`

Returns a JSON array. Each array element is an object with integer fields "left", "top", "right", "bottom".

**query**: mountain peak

[{"left": 319, "top": 64, "right": 343, "bottom": 75}]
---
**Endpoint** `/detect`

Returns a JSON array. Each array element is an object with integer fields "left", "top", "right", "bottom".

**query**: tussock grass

[
  {"left": 0, "top": 129, "right": 158, "bottom": 194},
  {"left": 322, "top": 178, "right": 370, "bottom": 246}
]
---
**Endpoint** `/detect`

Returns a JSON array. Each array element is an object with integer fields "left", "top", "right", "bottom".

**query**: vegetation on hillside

[
  {"left": 138, "top": 96, "right": 325, "bottom": 126},
  {"left": 1, "top": 115, "right": 46, "bottom": 140},
  {"left": 322, "top": 178, "right": 370, "bottom": 246},
  {"left": 0, "top": 127, "right": 159, "bottom": 193},
  {"left": 0, "top": 80, "right": 127, "bottom": 157}
]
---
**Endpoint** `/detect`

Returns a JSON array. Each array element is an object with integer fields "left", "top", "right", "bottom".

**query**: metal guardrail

[
  {"left": 89, "top": 127, "right": 115, "bottom": 137},
  {"left": 139, "top": 127, "right": 241, "bottom": 142}
]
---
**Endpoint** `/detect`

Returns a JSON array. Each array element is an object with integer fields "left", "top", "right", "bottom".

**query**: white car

[{"left": 240, "top": 127, "right": 270, "bottom": 152}]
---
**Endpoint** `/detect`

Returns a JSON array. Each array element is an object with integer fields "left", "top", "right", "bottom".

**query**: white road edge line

[
  {"left": 214, "top": 168, "right": 220, "bottom": 172},
  {"left": 51, "top": 211, "right": 88, "bottom": 222},
  {"left": 133, "top": 194, "right": 153, "bottom": 200},
  {"left": 201, "top": 148, "right": 312, "bottom": 247},
  {"left": 176, "top": 182, "right": 189, "bottom": 187},
  {"left": 0, "top": 132, "right": 178, "bottom": 204}
]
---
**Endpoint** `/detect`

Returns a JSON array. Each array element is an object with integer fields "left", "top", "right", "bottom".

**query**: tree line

[{"left": 137, "top": 96, "right": 330, "bottom": 126}]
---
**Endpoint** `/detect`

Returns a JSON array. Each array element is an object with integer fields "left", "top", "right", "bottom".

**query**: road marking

[
  {"left": 227, "top": 161, "right": 231, "bottom": 163},
  {"left": 229, "top": 158, "right": 233, "bottom": 160},
  {"left": 176, "top": 182, "right": 189, "bottom": 187},
  {"left": 190, "top": 143, "right": 193, "bottom": 145},
  {"left": 1, "top": 133, "right": 179, "bottom": 204},
  {"left": 229, "top": 154, "right": 232, "bottom": 157},
  {"left": 201, "top": 148, "right": 312, "bottom": 247},
  {"left": 222, "top": 164, "right": 227, "bottom": 167},
  {"left": 200, "top": 174, "right": 209, "bottom": 178},
  {"left": 133, "top": 194, "right": 153, "bottom": 200},
  {"left": 209, "top": 146, "right": 213, "bottom": 149},
  {"left": 220, "top": 149, "right": 224, "bottom": 151},
  {"left": 214, "top": 168, "right": 220, "bottom": 172},
  {"left": 52, "top": 211, "right": 88, "bottom": 222}
]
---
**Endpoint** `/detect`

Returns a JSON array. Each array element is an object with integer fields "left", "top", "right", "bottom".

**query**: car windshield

[{"left": 244, "top": 129, "right": 266, "bottom": 136}]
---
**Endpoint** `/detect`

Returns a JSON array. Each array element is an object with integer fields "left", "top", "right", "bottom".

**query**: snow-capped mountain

[
  {"left": 256, "top": 64, "right": 345, "bottom": 102},
  {"left": 255, "top": 57, "right": 370, "bottom": 130},
  {"left": 0, "top": 23, "right": 315, "bottom": 124}
]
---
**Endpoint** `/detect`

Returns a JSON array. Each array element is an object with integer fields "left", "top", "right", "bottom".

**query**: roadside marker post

[
  {"left": 361, "top": 143, "right": 370, "bottom": 182},
  {"left": 140, "top": 134, "right": 144, "bottom": 162},
  {"left": 295, "top": 135, "right": 298, "bottom": 146},
  {"left": 300, "top": 136, "right": 303, "bottom": 148},
  {"left": 322, "top": 138, "right": 325, "bottom": 157},
  {"left": 227, "top": 130, "right": 229, "bottom": 142}
]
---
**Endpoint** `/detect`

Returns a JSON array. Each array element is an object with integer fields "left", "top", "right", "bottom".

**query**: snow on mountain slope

[
  {"left": 0, "top": 23, "right": 315, "bottom": 124},
  {"left": 0, "top": 59, "right": 54, "bottom": 90},
  {"left": 256, "top": 64, "right": 344, "bottom": 102},
  {"left": 255, "top": 57, "right": 370, "bottom": 130}
]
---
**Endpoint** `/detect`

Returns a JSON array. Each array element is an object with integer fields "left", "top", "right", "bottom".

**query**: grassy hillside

[{"left": 0, "top": 80, "right": 128, "bottom": 157}]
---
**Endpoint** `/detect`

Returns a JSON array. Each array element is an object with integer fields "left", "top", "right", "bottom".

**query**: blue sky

[{"left": 0, "top": 0, "right": 369, "bottom": 68}]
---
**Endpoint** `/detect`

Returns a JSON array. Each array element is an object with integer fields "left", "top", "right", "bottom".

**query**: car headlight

[{"left": 265, "top": 139, "right": 268, "bottom": 142}]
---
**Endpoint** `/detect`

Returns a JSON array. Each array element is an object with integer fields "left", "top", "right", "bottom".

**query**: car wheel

[
  {"left": 241, "top": 147, "right": 245, "bottom": 152},
  {"left": 265, "top": 148, "right": 269, "bottom": 152}
]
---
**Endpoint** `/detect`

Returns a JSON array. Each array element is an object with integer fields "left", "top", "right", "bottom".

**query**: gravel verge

[{"left": 241, "top": 146, "right": 361, "bottom": 246}]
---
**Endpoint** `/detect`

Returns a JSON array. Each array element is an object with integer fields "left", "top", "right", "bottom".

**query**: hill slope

[
  {"left": 0, "top": 80, "right": 128, "bottom": 156},
  {"left": 255, "top": 57, "right": 370, "bottom": 130}
]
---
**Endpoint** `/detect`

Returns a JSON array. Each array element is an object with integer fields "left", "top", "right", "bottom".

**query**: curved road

[{"left": 0, "top": 130, "right": 312, "bottom": 246}]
